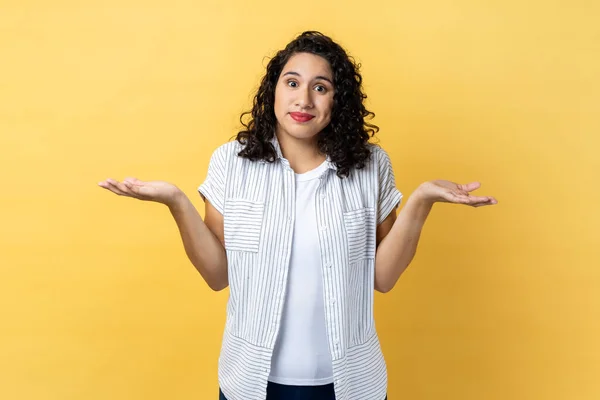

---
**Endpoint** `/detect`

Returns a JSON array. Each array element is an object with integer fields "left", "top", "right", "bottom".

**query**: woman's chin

[{"left": 277, "top": 126, "right": 321, "bottom": 141}]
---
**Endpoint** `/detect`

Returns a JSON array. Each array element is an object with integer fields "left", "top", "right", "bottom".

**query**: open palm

[
  {"left": 419, "top": 180, "right": 497, "bottom": 207},
  {"left": 98, "top": 177, "right": 181, "bottom": 206}
]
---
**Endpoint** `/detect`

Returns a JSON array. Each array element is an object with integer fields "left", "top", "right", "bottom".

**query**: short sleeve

[
  {"left": 376, "top": 147, "right": 403, "bottom": 225},
  {"left": 198, "top": 144, "right": 229, "bottom": 215}
]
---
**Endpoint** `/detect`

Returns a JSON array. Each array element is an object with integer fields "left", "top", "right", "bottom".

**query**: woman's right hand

[{"left": 98, "top": 177, "right": 183, "bottom": 207}]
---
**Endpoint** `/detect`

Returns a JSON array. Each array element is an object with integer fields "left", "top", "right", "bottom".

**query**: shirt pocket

[
  {"left": 223, "top": 198, "right": 265, "bottom": 253},
  {"left": 343, "top": 207, "right": 376, "bottom": 264}
]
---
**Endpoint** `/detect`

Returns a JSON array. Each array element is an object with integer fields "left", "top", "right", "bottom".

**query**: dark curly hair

[{"left": 235, "top": 31, "right": 379, "bottom": 178}]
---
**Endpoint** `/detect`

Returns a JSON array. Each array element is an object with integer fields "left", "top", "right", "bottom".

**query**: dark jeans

[{"left": 219, "top": 381, "right": 387, "bottom": 399}]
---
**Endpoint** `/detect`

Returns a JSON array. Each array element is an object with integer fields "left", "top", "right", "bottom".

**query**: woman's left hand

[{"left": 415, "top": 180, "right": 498, "bottom": 207}]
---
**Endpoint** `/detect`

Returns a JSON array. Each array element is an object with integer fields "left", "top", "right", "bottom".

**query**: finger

[
  {"left": 124, "top": 180, "right": 153, "bottom": 200},
  {"left": 123, "top": 178, "right": 148, "bottom": 194},
  {"left": 102, "top": 182, "right": 128, "bottom": 196},
  {"left": 115, "top": 180, "right": 139, "bottom": 196},
  {"left": 447, "top": 192, "right": 472, "bottom": 204},
  {"left": 459, "top": 182, "right": 481, "bottom": 192},
  {"left": 472, "top": 198, "right": 498, "bottom": 207},
  {"left": 452, "top": 194, "right": 494, "bottom": 205},
  {"left": 466, "top": 196, "right": 491, "bottom": 203},
  {"left": 107, "top": 182, "right": 130, "bottom": 196},
  {"left": 105, "top": 179, "right": 133, "bottom": 197},
  {"left": 98, "top": 179, "right": 119, "bottom": 192},
  {"left": 476, "top": 196, "right": 497, "bottom": 204},
  {"left": 98, "top": 182, "right": 121, "bottom": 194},
  {"left": 122, "top": 180, "right": 142, "bottom": 196},
  {"left": 123, "top": 177, "right": 141, "bottom": 184}
]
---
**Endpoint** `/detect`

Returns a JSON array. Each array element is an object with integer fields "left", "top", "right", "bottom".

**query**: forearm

[
  {"left": 375, "top": 190, "right": 433, "bottom": 292},
  {"left": 168, "top": 193, "right": 228, "bottom": 291}
]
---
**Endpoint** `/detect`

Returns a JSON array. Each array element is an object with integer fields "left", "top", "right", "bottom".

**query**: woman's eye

[
  {"left": 315, "top": 85, "right": 326, "bottom": 93},
  {"left": 287, "top": 81, "right": 298, "bottom": 88}
]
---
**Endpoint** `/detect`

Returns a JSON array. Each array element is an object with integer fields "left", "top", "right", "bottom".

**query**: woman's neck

[{"left": 276, "top": 132, "right": 326, "bottom": 174}]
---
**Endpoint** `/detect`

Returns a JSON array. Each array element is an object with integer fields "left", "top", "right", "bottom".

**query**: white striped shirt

[{"left": 198, "top": 136, "right": 403, "bottom": 400}]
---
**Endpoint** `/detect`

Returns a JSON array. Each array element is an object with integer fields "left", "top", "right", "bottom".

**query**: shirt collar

[{"left": 269, "top": 135, "right": 337, "bottom": 171}]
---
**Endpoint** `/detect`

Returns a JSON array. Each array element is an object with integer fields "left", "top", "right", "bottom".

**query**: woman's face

[{"left": 274, "top": 52, "right": 335, "bottom": 142}]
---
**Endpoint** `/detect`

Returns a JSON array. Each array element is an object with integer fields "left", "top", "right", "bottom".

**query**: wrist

[
  {"left": 412, "top": 183, "right": 436, "bottom": 207},
  {"left": 166, "top": 188, "right": 187, "bottom": 211}
]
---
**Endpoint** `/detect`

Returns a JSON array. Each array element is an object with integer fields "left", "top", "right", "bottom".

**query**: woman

[{"left": 99, "top": 31, "right": 497, "bottom": 400}]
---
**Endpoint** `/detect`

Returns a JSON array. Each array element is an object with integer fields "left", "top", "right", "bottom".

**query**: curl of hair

[{"left": 236, "top": 31, "right": 378, "bottom": 178}]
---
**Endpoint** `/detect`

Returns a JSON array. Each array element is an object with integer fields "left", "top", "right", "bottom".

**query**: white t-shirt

[{"left": 268, "top": 160, "right": 334, "bottom": 385}]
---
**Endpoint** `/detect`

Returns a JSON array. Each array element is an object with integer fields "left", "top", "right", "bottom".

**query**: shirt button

[
  {"left": 330, "top": 298, "right": 336, "bottom": 304},
  {"left": 320, "top": 225, "right": 328, "bottom": 231},
  {"left": 325, "top": 262, "right": 332, "bottom": 268}
]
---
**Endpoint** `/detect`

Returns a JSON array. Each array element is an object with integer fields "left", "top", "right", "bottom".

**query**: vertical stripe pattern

[{"left": 198, "top": 137, "right": 403, "bottom": 400}]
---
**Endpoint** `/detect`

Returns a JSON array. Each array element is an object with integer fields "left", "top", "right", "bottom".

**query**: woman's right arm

[
  {"left": 98, "top": 177, "right": 228, "bottom": 291},
  {"left": 168, "top": 192, "right": 228, "bottom": 291}
]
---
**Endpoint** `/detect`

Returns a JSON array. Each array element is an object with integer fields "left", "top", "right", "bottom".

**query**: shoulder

[
  {"left": 213, "top": 140, "right": 243, "bottom": 157},
  {"left": 367, "top": 143, "right": 391, "bottom": 161},
  {"left": 363, "top": 143, "right": 393, "bottom": 172},
  {"left": 207, "top": 140, "right": 244, "bottom": 165},
  {"left": 344, "top": 144, "right": 392, "bottom": 186}
]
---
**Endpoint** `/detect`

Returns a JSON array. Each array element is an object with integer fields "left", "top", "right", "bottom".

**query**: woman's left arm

[{"left": 374, "top": 180, "right": 498, "bottom": 293}]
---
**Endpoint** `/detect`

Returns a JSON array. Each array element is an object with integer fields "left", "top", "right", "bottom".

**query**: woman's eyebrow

[{"left": 282, "top": 71, "right": 333, "bottom": 85}]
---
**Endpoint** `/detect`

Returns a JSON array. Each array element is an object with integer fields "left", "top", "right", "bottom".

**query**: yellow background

[{"left": 1, "top": 0, "right": 599, "bottom": 399}]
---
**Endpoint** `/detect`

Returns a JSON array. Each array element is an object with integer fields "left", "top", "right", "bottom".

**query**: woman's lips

[{"left": 289, "top": 112, "right": 315, "bottom": 122}]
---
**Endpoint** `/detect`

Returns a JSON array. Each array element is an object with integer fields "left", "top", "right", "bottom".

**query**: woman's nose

[{"left": 295, "top": 87, "right": 313, "bottom": 108}]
